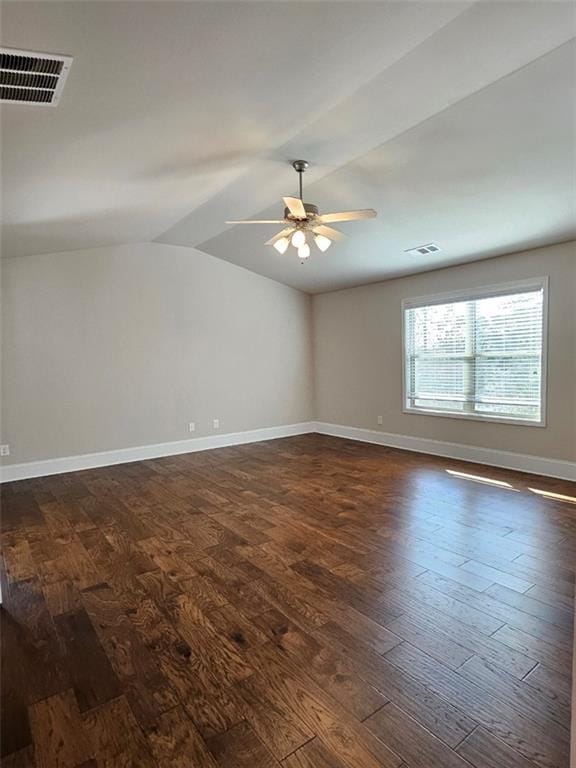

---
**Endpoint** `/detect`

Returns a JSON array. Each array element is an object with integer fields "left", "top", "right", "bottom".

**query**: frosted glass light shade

[
  {"left": 291, "top": 229, "right": 306, "bottom": 248},
  {"left": 314, "top": 234, "right": 331, "bottom": 252},
  {"left": 298, "top": 243, "right": 310, "bottom": 259},
  {"left": 273, "top": 237, "right": 290, "bottom": 254}
]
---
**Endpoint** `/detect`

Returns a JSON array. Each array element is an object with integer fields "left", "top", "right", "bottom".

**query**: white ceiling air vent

[
  {"left": 404, "top": 243, "right": 442, "bottom": 256},
  {"left": 0, "top": 47, "right": 72, "bottom": 106}
]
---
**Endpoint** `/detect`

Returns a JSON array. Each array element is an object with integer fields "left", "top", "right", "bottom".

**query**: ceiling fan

[{"left": 226, "top": 160, "right": 377, "bottom": 260}]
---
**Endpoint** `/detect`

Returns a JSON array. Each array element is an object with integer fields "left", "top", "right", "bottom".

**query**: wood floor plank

[
  {"left": 145, "top": 705, "right": 219, "bottom": 768},
  {"left": 458, "top": 655, "right": 570, "bottom": 731},
  {"left": 1, "top": 491, "right": 44, "bottom": 531},
  {"left": 483, "top": 583, "right": 573, "bottom": 630},
  {"left": 323, "top": 609, "right": 403, "bottom": 656},
  {"left": 383, "top": 614, "right": 475, "bottom": 669},
  {"left": 1, "top": 745, "right": 37, "bottom": 768},
  {"left": 183, "top": 682, "right": 245, "bottom": 740},
  {"left": 416, "top": 558, "right": 495, "bottom": 592},
  {"left": 28, "top": 690, "right": 93, "bottom": 768},
  {"left": 254, "top": 608, "right": 388, "bottom": 722},
  {"left": 282, "top": 737, "right": 348, "bottom": 768},
  {"left": 491, "top": 623, "right": 573, "bottom": 677},
  {"left": 234, "top": 673, "right": 314, "bottom": 760},
  {"left": 364, "top": 702, "right": 472, "bottom": 768},
  {"left": 207, "top": 601, "right": 269, "bottom": 653},
  {"left": 2, "top": 538, "right": 37, "bottom": 583},
  {"left": 251, "top": 572, "right": 329, "bottom": 631},
  {"left": 82, "top": 695, "right": 157, "bottom": 767},
  {"left": 136, "top": 536, "right": 199, "bottom": 582},
  {"left": 524, "top": 583, "right": 574, "bottom": 612},
  {"left": 389, "top": 608, "right": 537, "bottom": 679},
  {"left": 42, "top": 580, "right": 82, "bottom": 617},
  {"left": 457, "top": 725, "right": 541, "bottom": 768},
  {"left": 136, "top": 567, "right": 182, "bottom": 602},
  {"left": 163, "top": 591, "right": 253, "bottom": 687},
  {"left": 381, "top": 576, "right": 505, "bottom": 636},
  {"left": 310, "top": 618, "right": 478, "bottom": 749},
  {"left": 248, "top": 642, "right": 402, "bottom": 768},
  {"left": 514, "top": 553, "right": 574, "bottom": 582},
  {"left": 54, "top": 536, "right": 102, "bottom": 591},
  {"left": 80, "top": 583, "right": 178, "bottom": 728},
  {"left": 417, "top": 571, "right": 571, "bottom": 649},
  {"left": 1, "top": 607, "right": 34, "bottom": 756},
  {"left": 2, "top": 435, "right": 574, "bottom": 768},
  {"left": 207, "top": 720, "right": 281, "bottom": 768},
  {"left": 54, "top": 608, "right": 122, "bottom": 713},
  {"left": 128, "top": 594, "right": 219, "bottom": 703},
  {"left": 1, "top": 576, "right": 70, "bottom": 731},
  {"left": 459, "top": 559, "right": 533, "bottom": 593},
  {"left": 385, "top": 641, "right": 569, "bottom": 768},
  {"left": 524, "top": 663, "right": 572, "bottom": 709}
]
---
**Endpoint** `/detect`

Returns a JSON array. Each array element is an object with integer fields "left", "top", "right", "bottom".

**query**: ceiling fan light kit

[{"left": 226, "top": 160, "right": 377, "bottom": 261}]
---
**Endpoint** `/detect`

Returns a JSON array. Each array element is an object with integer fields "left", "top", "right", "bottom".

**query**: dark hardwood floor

[{"left": 1, "top": 434, "right": 574, "bottom": 768}]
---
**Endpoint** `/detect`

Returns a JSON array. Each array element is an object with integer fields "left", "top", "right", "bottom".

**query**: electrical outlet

[
  {"left": 0, "top": 444, "right": 10, "bottom": 457},
  {"left": 189, "top": 422, "right": 196, "bottom": 433},
  {"left": 213, "top": 419, "right": 220, "bottom": 430},
  {"left": 377, "top": 415, "right": 383, "bottom": 425}
]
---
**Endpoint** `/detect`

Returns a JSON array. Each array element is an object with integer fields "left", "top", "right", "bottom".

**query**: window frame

[{"left": 401, "top": 277, "right": 549, "bottom": 427}]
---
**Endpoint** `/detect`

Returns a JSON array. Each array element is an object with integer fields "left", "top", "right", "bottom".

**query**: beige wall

[
  {"left": 1, "top": 242, "right": 314, "bottom": 464},
  {"left": 2, "top": 239, "right": 574, "bottom": 468},
  {"left": 313, "top": 241, "right": 576, "bottom": 462}
]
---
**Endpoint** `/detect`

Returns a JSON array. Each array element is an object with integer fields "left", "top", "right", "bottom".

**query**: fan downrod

[{"left": 292, "top": 160, "right": 309, "bottom": 200}]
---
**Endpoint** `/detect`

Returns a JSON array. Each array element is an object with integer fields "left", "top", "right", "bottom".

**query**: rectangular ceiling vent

[
  {"left": 0, "top": 47, "right": 72, "bottom": 106},
  {"left": 404, "top": 243, "right": 441, "bottom": 256}
]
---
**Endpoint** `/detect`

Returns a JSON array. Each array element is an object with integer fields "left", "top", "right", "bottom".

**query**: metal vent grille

[
  {"left": 405, "top": 243, "right": 442, "bottom": 256},
  {"left": 0, "top": 47, "right": 72, "bottom": 106}
]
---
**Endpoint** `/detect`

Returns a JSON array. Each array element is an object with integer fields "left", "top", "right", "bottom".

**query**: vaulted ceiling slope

[{"left": 1, "top": 1, "right": 575, "bottom": 292}]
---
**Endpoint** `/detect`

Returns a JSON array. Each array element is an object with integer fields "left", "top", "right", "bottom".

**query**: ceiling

[{"left": 1, "top": 1, "right": 575, "bottom": 293}]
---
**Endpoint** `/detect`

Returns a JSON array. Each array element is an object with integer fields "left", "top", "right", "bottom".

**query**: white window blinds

[{"left": 403, "top": 280, "right": 546, "bottom": 424}]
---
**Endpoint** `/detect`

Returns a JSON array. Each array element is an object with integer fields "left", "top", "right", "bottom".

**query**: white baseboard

[
  {"left": 314, "top": 421, "right": 576, "bottom": 481},
  {"left": 0, "top": 422, "right": 316, "bottom": 483},
  {"left": 3, "top": 420, "right": 574, "bottom": 483}
]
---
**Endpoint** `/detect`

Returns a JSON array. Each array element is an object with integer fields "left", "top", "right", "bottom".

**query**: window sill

[{"left": 403, "top": 406, "right": 546, "bottom": 428}]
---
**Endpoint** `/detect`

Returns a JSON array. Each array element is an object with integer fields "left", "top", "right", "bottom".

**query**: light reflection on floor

[
  {"left": 445, "top": 469, "right": 518, "bottom": 490},
  {"left": 375, "top": 465, "right": 571, "bottom": 571},
  {"left": 528, "top": 488, "right": 576, "bottom": 504}
]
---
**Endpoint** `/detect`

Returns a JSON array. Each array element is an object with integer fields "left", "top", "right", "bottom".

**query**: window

[{"left": 403, "top": 278, "right": 547, "bottom": 425}]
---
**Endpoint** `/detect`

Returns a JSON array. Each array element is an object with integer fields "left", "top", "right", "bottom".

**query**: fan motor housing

[{"left": 284, "top": 202, "right": 319, "bottom": 221}]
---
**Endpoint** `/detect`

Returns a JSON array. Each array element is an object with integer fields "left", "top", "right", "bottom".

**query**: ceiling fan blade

[
  {"left": 265, "top": 227, "right": 295, "bottom": 246},
  {"left": 313, "top": 224, "right": 345, "bottom": 241},
  {"left": 282, "top": 196, "right": 307, "bottom": 220},
  {"left": 319, "top": 209, "right": 377, "bottom": 223},
  {"left": 226, "top": 219, "right": 285, "bottom": 224}
]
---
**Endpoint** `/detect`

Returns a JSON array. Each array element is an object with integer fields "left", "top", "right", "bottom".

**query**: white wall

[
  {"left": 0, "top": 242, "right": 314, "bottom": 464},
  {"left": 313, "top": 241, "right": 576, "bottom": 462}
]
